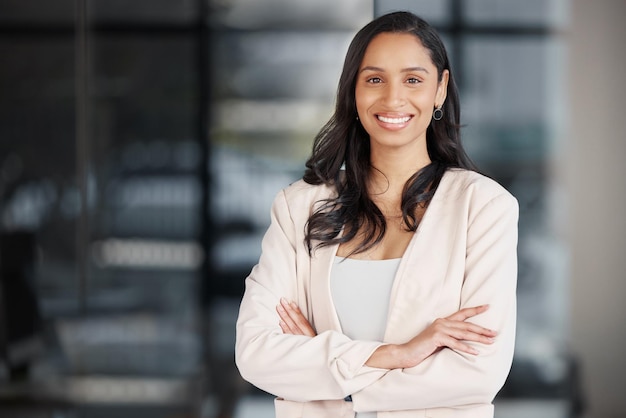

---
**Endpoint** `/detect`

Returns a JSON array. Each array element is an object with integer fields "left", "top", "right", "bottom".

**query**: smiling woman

[{"left": 235, "top": 11, "right": 518, "bottom": 418}]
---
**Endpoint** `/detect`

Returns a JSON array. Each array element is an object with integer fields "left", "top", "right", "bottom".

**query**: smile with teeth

[{"left": 376, "top": 115, "right": 412, "bottom": 124}]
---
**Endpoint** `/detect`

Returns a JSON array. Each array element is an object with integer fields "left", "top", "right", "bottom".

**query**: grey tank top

[{"left": 330, "top": 256, "right": 401, "bottom": 418}]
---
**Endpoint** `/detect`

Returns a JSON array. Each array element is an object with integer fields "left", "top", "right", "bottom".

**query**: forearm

[
  {"left": 365, "top": 341, "right": 440, "bottom": 370},
  {"left": 365, "top": 343, "right": 410, "bottom": 369},
  {"left": 236, "top": 327, "right": 387, "bottom": 401}
]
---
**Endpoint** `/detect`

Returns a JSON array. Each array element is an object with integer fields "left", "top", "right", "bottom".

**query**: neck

[{"left": 368, "top": 143, "right": 431, "bottom": 196}]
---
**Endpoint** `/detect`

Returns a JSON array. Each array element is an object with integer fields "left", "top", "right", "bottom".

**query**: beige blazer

[{"left": 235, "top": 169, "right": 519, "bottom": 418}]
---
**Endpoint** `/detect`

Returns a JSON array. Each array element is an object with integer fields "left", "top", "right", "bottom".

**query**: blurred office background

[{"left": 0, "top": 0, "right": 624, "bottom": 417}]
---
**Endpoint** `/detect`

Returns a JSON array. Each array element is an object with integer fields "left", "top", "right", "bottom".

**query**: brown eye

[{"left": 367, "top": 77, "right": 382, "bottom": 84}]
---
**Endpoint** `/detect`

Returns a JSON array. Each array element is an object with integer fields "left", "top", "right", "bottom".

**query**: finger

[
  {"left": 289, "top": 301, "right": 306, "bottom": 317},
  {"left": 430, "top": 330, "right": 486, "bottom": 355},
  {"left": 280, "top": 298, "right": 304, "bottom": 328},
  {"left": 461, "top": 322, "right": 498, "bottom": 337},
  {"left": 276, "top": 302, "right": 300, "bottom": 334},
  {"left": 279, "top": 320, "right": 288, "bottom": 333},
  {"left": 280, "top": 322, "right": 306, "bottom": 336},
  {"left": 446, "top": 304, "right": 489, "bottom": 321},
  {"left": 443, "top": 338, "right": 480, "bottom": 355},
  {"left": 276, "top": 306, "right": 295, "bottom": 334},
  {"left": 277, "top": 298, "right": 315, "bottom": 337},
  {"left": 429, "top": 319, "right": 497, "bottom": 347},
  {"left": 447, "top": 327, "right": 496, "bottom": 345},
  {"left": 288, "top": 301, "right": 316, "bottom": 336},
  {"left": 281, "top": 299, "right": 315, "bottom": 337},
  {"left": 435, "top": 318, "right": 497, "bottom": 339}
]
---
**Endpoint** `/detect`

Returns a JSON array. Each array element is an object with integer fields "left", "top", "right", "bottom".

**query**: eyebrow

[{"left": 359, "top": 65, "right": 430, "bottom": 74}]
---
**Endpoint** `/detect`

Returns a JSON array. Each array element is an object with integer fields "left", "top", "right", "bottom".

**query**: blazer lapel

[
  {"left": 309, "top": 242, "right": 342, "bottom": 333},
  {"left": 384, "top": 171, "right": 459, "bottom": 344}
]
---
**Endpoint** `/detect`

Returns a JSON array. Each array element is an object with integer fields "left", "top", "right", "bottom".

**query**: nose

[{"left": 381, "top": 81, "right": 406, "bottom": 107}]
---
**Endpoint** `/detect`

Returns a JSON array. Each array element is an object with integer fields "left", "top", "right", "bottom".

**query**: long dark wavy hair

[{"left": 303, "top": 11, "right": 477, "bottom": 255}]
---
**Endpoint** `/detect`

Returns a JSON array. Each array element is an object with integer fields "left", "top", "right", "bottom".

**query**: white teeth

[{"left": 377, "top": 115, "right": 411, "bottom": 124}]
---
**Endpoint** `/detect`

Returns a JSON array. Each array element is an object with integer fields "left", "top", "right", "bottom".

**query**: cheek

[
  {"left": 355, "top": 89, "right": 375, "bottom": 112},
  {"left": 354, "top": 87, "right": 366, "bottom": 111},
  {"left": 412, "top": 92, "right": 438, "bottom": 114}
]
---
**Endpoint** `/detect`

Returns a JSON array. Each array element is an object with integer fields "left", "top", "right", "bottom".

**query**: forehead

[{"left": 360, "top": 32, "right": 436, "bottom": 70}]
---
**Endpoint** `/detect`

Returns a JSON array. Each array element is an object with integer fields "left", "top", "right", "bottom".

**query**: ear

[{"left": 435, "top": 69, "right": 449, "bottom": 108}]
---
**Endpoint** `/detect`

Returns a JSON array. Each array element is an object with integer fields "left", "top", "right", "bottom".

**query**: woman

[{"left": 235, "top": 11, "right": 518, "bottom": 418}]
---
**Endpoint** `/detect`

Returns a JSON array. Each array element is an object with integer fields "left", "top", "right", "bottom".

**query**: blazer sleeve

[
  {"left": 235, "top": 188, "right": 388, "bottom": 402},
  {"left": 350, "top": 192, "right": 519, "bottom": 412}
]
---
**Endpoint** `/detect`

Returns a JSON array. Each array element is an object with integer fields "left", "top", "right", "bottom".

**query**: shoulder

[
  {"left": 442, "top": 169, "right": 518, "bottom": 212},
  {"left": 273, "top": 179, "right": 336, "bottom": 217},
  {"left": 282, "top": 179, "right": 334, "bottom": 201}
]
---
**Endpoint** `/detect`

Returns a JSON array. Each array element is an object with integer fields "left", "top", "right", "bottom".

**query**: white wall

[{"left": 567, "top": 0, "right": 626, "bottom": 416}]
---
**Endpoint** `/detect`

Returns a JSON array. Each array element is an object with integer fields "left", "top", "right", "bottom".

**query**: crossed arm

[{"left": 277, "top": 297, "right": 497, "bottom": 370}]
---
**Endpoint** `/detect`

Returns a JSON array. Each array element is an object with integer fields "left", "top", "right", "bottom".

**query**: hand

[
  {"left": 276, "top": 298, "right": 316, "bottom": 337},
  {"left": 367, "top": 305, "right": 497, "bottom": 369}
]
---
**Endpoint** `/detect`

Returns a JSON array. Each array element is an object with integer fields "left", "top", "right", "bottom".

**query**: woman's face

[{"left": 355, "top": 32, "right": 448, "bottom": 153}]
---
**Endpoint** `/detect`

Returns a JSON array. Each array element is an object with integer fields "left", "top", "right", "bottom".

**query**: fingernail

[{"left": 276, "top": 304, "right": 284, "bottom": 311}]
